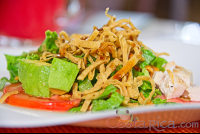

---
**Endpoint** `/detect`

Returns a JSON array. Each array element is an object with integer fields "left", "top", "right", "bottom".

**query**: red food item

[
  {"left": 156, "top": 95, "right": 200, "bottom": 104},
  {"left": 2, "top": 83, "right": 81, "bottom": 111}
]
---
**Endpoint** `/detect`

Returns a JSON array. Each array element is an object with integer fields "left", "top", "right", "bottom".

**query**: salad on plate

[{"left": 0, "top": 8, "right": 199, "bottom": 113}]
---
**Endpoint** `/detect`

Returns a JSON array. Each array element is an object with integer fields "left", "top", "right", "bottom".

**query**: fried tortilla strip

[
  {"left": 70, "top": 38, "right": 101, "bottom": 49},
  {"left": 87, "top": 29, "right": 99, "bottom": 41},
  {"left": 40, "top": 52, "right": 59, "bottom": 62},
  {"left": 122, "top": 30, "right": 141, "bottom": 36},
  {"left": 0, "top": 91, "right": 19, "bottom": 104},
  {"left": 82, "top": 89, "right": 105, "bottom": 100},
  {"left": 77, "top": 59, "right": 106, "bottom": 80},
  {"left": 64, "top": 51, "right": 85, "bottom": 69},
  {"left": 72, "top": 83, "right": 82, "bottom": 99},
  {"left": 88, "top": 55, "right": 95, "bottom": 80},
  {"left": 70, "top": 34, "right": 90, "bottom": 39},
  {"left": 127, "top": 70, "right": 135, "bottom": 99},
  {"left": 100, "top": 27, "right": 117, "bottom": 42},
  {"left": 112, "top": 47, "right": 142, "bottom": 80},
  {"left": 82, "top": 58, "right": 122, "bottom": 94},
  {"left": 98, "top": 42, "right": 117, "bottom": 58},
  {"left": 155, "top": 52, "right": 170, "bottom": 57},
  {"left": 80, "top": 99, "right": 92, "bottom": 112},
  {"left": 109, "top": 19, "right": 130, "bottom": 29},
  {"left": 88, "top": 69, "right": 95, "bottom": 81},
  {"left": 119, "top": 36, "right": 128, "bottom": 64},
  {"left": 122, "top": 96, "right": 130, "bottom": 106},
  {"left": 59, "top": 31, "right": 70, "bottom": 41},
  {"left": 129, "top": 20, "right": 137, "bottom": 30},
  {"left": 105, "top": 7, "right": 116, "bottom": 25},
  {"left": 64, "top": 51, "right": 80, "bottom": 64},
  {"left": 118, "top": 23, "right": 132, "bottom": 32},
  {"left": 131, "top": 77, "right": 141, "bottom": 99},
  {"left": 80, "top": 47, "right": 90, "bottom": 66}
]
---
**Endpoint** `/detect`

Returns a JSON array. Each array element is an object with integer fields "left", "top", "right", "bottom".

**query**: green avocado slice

[
  {"left": 48, "top": 58, "right": 80, "bottom": 92},
  {"left": 18, "top": 59, "right": 51, "bottom": 97}
]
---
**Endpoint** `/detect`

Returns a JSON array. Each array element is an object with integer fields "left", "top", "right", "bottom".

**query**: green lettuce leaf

[
  {"left": 130, "top": 99, "right": 139, "bottom": 104},
  {"left": 150, "top": 57, "right": 168, "bottom": 71},
  {"left": 0, "top": 53, "right": 26, "bottom": 89},
  {"left": 92, "top": 92, "right": 124, "bottom": 112},
  {"left": 38, "top": 30, "right": 58, "bottom": 54},
  {"left": 152, "top": 98, "right": 176, "bottom": 105},
  {"left": 78, "top": 77, "right": 93, "bottom": 92},
  {"left": 140, "top": 47, "right": 156, "bottom": 68},
  {"left": 68, "top": 106, "right": 82, "bottom": 113},
  {"left": 98, "top": 84, "right": 117, "bottom": 99},
  {"left": 26, "top": 53, "right": 40, "bottom": 60},
  {"left": 5, "top": 54, "right": 26, "bottom": 82},
  {"left": 0, "top": 77, "right": 10, "bottom": 90}
]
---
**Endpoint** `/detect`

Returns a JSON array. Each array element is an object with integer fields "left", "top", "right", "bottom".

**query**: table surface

[
  {"left": 0, "top": 10, "right": 200, "bottom": 133},
  {"left": 0, "top": 120, "right": 200, "bottom": 133}
]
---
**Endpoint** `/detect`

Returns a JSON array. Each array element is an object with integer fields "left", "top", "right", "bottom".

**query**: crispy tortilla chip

[
  {"left": 70, "top": 38, "right": 100, "bottom": 49},
  {"left": 80, "top": 99, "right": 92, "bottom": 112}
]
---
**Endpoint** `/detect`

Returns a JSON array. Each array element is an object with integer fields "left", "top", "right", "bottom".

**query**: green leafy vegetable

[
  {"left": 0, "top": 77, "right": 9, "bottom": 90},
  {"left": 130, "top": 99, "right": 139, "bottom": 104},
  {"left": 140, "top": 88, "right": 161, "bottom": 99},
  {"left": 152, "top": 98, "right": 176, "bottom": 105},
  {"left": 98, "top": 84, "right": 117, "bottom": 99},
  {"left": 155, "top": 88, "right": 162, "bottom": 95},
  {"left": 5, "top": 54, "right": 26, "bottom": 82},
  {"left": 0, "top": 53, "right": 26, "bottom": 89},
  {"left": 68, "top": 106, "right": 82, "bottom": 113},
  {"left": 132, "top": 67, "right": 149, "bottom": 77},
  {"left": 140, "top": 81, "right": 152, "bottom": 91},
  {"left": 78, "top": 77, "right": 93, "bottom": 92},
  {"left": 38, "top": 30, "right": 59, "bottom": 54},
  {"left": 140, "top": 47, "right": 156, "bottom": 68},
  {"left": 92, "top": 92, "right": 124, "bottom": 112},
  {"left": 26, "top": 53, "right": 40, "bottom": 60},
  {"left": 150, "top": 57, "right": 167, "bottom": 71},
  {"left": 152, "top": 98, "right": 167, "bottom": 104}
]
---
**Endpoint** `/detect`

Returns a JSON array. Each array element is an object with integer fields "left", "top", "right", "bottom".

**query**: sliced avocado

[
  {"left": 18, "top": 59, "right": 51, "bottom": 97},
  {"left": 78, "top": 77, "right": 93, "bottom": 92},
  {"left": 18, "top": 59, "right": 31, "bottom": 89},
  {"left": 38, "top": 65, "right": 51, "bottom": 97},
  {"left": 25, "top": 63, "right": 40, "bottom": 96},
  {"left": 48, "top": 58, "right": 79, "bottom": 92}
]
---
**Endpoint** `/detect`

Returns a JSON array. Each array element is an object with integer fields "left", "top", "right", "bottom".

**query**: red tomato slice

[
  {"left": 156, "top": 95, "right": 200, "bottom": 104},
  {"left": 2, "top": 83, "right": 81, "bottom": 112}
]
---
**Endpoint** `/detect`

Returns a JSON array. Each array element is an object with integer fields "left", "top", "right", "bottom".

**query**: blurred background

[
  {"left": 85, "top": 0, "right": 200, "bottom": 22},
  {"left": 0, "top": 0, "right": 200, "bottom": 46}
]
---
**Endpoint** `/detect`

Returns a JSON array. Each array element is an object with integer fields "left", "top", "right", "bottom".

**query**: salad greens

[
  {"left": 97, "top": 84, "right": 117, "bottom": 99},
  {"left": 38, "top": 30, "right": 59, "bottom": 54},
  {"left": 139, "top": 47, "right": 156, "bottom": 68},
  {"left": 68, "top": 106, "right": 82, "bottom": 113},
  {"left": 92, "top": 92, "right": 124, "bottom": 112},
  {"left": 78, "top": 77, "right": 93, "bottom": 92},
  {"left": 150, "top": 57, "right": 168, "bottom": 71},
  {"left": 152, "top": 98, "right": 176, "bottom": 105},
  {"left": 0, "top": 28, "right": 172, "bottom": 112}
]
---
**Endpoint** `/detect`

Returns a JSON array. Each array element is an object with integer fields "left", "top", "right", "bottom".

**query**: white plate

[{"left": 0, "top": 39, "right": 200, "bottom": 128}]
